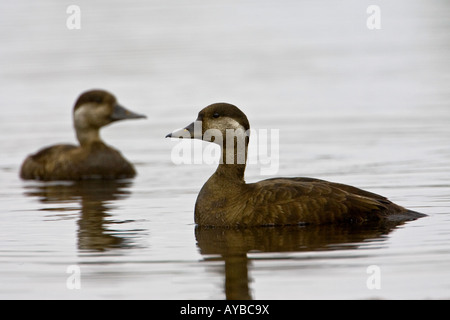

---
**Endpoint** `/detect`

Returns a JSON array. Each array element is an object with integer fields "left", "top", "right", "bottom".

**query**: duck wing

[
  {"left": 20, "top": 144, "right": 77, "bottom": 180},
  {"left": 245, "top": 177, "right": 392, "bottom": 225}
]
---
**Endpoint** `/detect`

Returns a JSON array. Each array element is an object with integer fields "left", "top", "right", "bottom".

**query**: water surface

[{"left": 1, "top": 0, "right": 449, "bottom": 299}]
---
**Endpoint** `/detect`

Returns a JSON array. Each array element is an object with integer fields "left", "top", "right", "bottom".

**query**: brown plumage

[
  {"left": 166, "top": 103, "right": 425, "bottom": 227},
  {"left": 20, "top": 89, "right": 146, "bottom": 181}
]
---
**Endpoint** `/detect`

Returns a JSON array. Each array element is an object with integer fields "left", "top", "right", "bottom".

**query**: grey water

[{"left": 0, "top": 0, "right": 449, "bottom": 299}]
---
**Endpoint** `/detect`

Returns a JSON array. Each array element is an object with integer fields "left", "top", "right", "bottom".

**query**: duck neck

[
  {"left": 214, "top": 140, "right": 248, "bottom": 182},
  {"left": 75, "top": 125, "right": 103, "bottom": 147}
]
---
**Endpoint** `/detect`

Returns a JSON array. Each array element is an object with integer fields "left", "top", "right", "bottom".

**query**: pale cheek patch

[
  {"left": 221, "top": 117, "right": 249, "bottom": 165},
  {"left": 74, "top": 103, "right": 109, "bottom": 128},
  {"left": 74, "top": 105, "right": 90, "bottom": 128},
  {"left": 221, "top": 117, "right": 246, "bottom": 131}
]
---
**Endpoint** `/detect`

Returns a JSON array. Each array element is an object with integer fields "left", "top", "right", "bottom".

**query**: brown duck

[
  {"left": 20, "top": 89, "right": 146, "bottom": 181},
  {"left": 166, "top": 103, "right": 425, "bottom": 227}
]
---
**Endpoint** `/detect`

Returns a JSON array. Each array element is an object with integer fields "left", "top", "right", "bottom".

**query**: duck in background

[
  {"left": 166, "top": 103, "right": 426, "bottom": 227},
  {"left": 20, "top": 89, "right": 146, "bottom": 181}
]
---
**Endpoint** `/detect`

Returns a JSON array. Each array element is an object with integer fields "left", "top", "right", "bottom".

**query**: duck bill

[
  {"left": 165, "top": 121, "right": 202, "bottom": 139},
  {"left": 111, "top": 104, "right": 146, "bottom": 121}
]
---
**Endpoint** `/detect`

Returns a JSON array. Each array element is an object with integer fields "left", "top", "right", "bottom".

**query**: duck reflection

[
  {"left": 23, "top": 180, "right": 137, "bottom": 251},
  {"left": 195, "top": 220, "right": 408, "bottom": 299}
]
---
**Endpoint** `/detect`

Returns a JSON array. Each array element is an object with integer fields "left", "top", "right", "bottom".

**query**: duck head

[
  {"left": 166, "top": 103, "right": 250, "bottom": 165},
  {"left": 166, "top": 103, "right": 250, "bottom": 144},
  {"left": 73, "top": 89, "right": 146, "bottom": 146}
]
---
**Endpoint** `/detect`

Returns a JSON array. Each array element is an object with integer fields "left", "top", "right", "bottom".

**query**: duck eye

[{"left": 213, "top": 112, "right": 220, "bottom": 118}]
